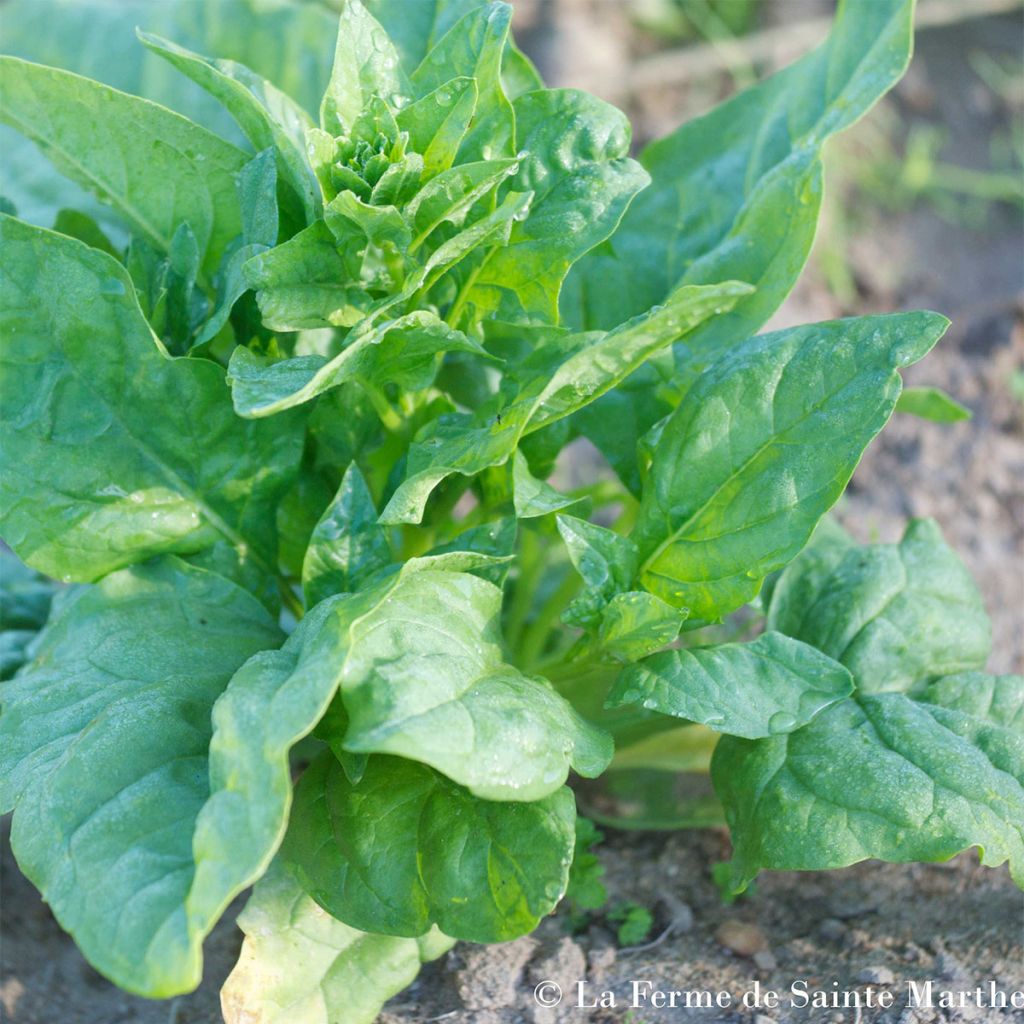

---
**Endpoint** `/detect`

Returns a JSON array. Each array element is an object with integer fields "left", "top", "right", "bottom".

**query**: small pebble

[
  {"left": 818, "top": 917, "right": 846, "bottom": 942},
  {"left": 715, "top": 919, "right": 767, "bottom": 956},
  {"left": 752, "top": 949, "right": 778, "bottom": 972},
  {"left": 754, "top": 1015, "right": 777, "bottom": 1024},
  {"left": 856, "top": 965, "right": 896, "bottom": 985}
]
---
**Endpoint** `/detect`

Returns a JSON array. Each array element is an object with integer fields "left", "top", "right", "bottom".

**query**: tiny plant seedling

[{"left": 0, "top": 1, "right": 1020, "bottom": 1020}]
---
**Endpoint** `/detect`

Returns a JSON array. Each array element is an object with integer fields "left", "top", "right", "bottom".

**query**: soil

[{"left": 2, "top": 5, "right": 1022, "bottom": 1024}]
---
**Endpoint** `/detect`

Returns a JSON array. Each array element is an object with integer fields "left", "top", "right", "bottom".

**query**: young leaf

[
  {"left": 282, "top": 753, "right": 576, "bottom": 941},
  {"left": 409, "top": 2, "right": 515, "bottom": 162},
  {"left": 137, "top": 30, "right": 320, "bottom": 223},
  {"left": 563, "top": 0, "right": 914, "bottom": 349},
  {"left": 222, "top": 861, "right": 454, "bottom": 1024},
  {"left": 557, "top": 514, "right": 639, "bottom": 628},
  {"left": 303, "top": 464, "right": 392, "bottom": 606},
  {"left": 768, "top": 518, "right": 991, "bottom": 693},
  {"left": 0, "top": 57, "right": 248, "bottom": 276},
  {"left": 424, "top": 516, "right": 518, "bottom": 587},
  {"left": 713, "top": 691, "right": 1024, "bottom": 892},
  {"left": 0, "top": 559, "right": 281, "bottom": 995},
  {"left": 596, "top": 591, "right": 684, "bottom": 662},
  {"left": 633, "top": 312, "right": 950, "bottom": 620},
  {"left": 607, "top": 631, "right": 854, "bottom": 738},
  {"left": 396, "top": 77, "right": 479, "bottom": 178},
  {"left": 321, "top": 0, "right": 408, "bottom": 133},
  {"left": 0, "top": 217, "right": 303, "bottom": 582},
  {"left": 896, "top": 385, "right": 972, "bottom": 423},
  {"left": 512, "top": 450, "right": 579, "bottom": 519}
]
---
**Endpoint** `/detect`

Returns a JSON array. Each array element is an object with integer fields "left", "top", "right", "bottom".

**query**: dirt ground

[{"left": 2, "top": 5, "right": 1022, "bottom": 1024}]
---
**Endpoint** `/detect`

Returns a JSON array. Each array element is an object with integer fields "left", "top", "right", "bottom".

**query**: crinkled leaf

[
  {"left": 460, "top": 89, "right": 650, "bottom": 325},
  {"left": 0, "top": 217, "right": 303, "bottom": 581},
  {"left": 282, "top": 753, "right": 576, "bottom": 941},
  {"left": 608, "top": 631, "right": 854, "bottom": 738},
  {"left": 321, "top": 0, "right": 408, "bottom": 133},
  {"left": 229, "top": 311, "right": 488, "bottom": 416},
  {"left": 0, "top": 559, "right": 281, "bottom": 995},
  {"left": 0, "top": 57, "right": 247, "bottom": 277},
  {"left": 633, "top": 313, "right": 949, "bottom": 620},
  {"left": 222, "top": 860, "right": 453, "bottom": 1024},
  {"left": 138, "top": 30, "right": 320, "bottom": 223},
  {"left": 920, "top": 673, "right": 1024, "bottom": 731},
  {"left": 303, "top": 464, "right": 392, "bottom": 606},
  {"left": 244, "top": 220, "right": 373, "bottom": 330},
  {"left": 714, "top": 691, "right": 1024, "bottom": 891},
  {"left": 564, "top": 0, "right": 914, "bottom": 351},
  {"left": 597, "top": 591, "right": 684, "bottom": 662},
  {"left": 896, "top": 385, "right": 971, "bottom": 423},
  {"left": 338, "top": 568, "right": 612, "bottom": 799},
  {"left": 557, "top": 515, "right": 639, "bottom": 629},
  {"left": 768, "top": 518, "right": 991, "bottom": 693}
]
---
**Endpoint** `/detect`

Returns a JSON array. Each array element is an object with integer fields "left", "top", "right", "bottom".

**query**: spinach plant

[{"left": 1, "top": 0, "right": 1020, "bottom": 1020}]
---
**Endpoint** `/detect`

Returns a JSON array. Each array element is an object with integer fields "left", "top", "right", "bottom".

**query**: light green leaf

[
  {"left": 0, "top": 217, "right": 303, "bottom": 582},
  {"left": 0, "top": 559, "right": 281, "bottom": 995},
  {"left": 633, "top": 313, "right": 949, "bottom": 620},
  {"left": 380, "top": 281, "right": 747, "bottom": 524},
  {"left": 557, "top": 514, "right": 639, "bottom": 629},
  {"left": 597, "top": 591, "right": 684, "bottom": 662},
  {"left": 338, "top": 568, "right": 613, "bottom": 799},
  {"left": 424, "top": 516, "right": 517, "bottom": 587},
  {"left": 0, "top": 57, "right": 247, "bottom": 277},
  {"left": 321, "top": 0, "right": 408, "bottom": 133},
  {"left": 920, "top": 673, "right": 1024, "bottom": 731},
  {"left": 714, "top": 691, "right": 1024, "bottom": 891},
  {"left": 410, "top": 2, "right": 515, "bottom": 162},
  {"left": 462, "top": 89, "right": 651, "bottom": 325},
  {"left": 222, "top": 861, "right": 453, "bottom": 1024},
  {"left": 303, "top": 464, "right": 392, "bottom": 607},
  {"left": 769, "top": 518, "right": 991, "bottom": 693},
  {"left": 282, "top": 753, "right": 576, "bottom": 941},
  {"left": 396, "top": 76, "right": 479, "bottom": 178},
  {"left": 608, "top": 631, "right": 854, "bottom": 738},
  {"left": 896, "top": 385, "right": 972, "bottom": 423},
  {"left": 137, "top": 30, "right": 320, "bottom": 224},
  {"left": 244, "top": 220, "right": 373, "bottom": 330},
  {"left": 512, "top": 450, "right": 579, "bottom": 519},
  {"left": 229, "top": 311, "right": 488, "bottom": 417},
  {"left": 564, "top": 0, "right": 914, "bottom": 351}
]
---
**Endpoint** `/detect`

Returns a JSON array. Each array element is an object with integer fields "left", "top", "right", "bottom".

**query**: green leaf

[
  {"left": 222, "top": 861, "right": 453, "bottom": 1024},
  {"left": 337, "top": 568, "right": 613, "bottom": 799},
  {"left": 137, "top": 30, "right": 320, "bottom": 224},
  {"left": 424, "top": 516, "right": 518, "bottom": 587},
  {"left": 0, "top": 549, "right": 58, "bottom": 681},
  {"left": 380, "top": 281, "right": 748, "bottom": 524},
  {"left": 597, "top": 591, "right": 684, "bottom": 662},
  {"left": 409, "top": 3, "right": 515, "bottom": 162},
  {"left": 0, "top": 57, "right": 247, "bottom": 277},
  {"left": 321, "top": 0, "right": 408, "bottom": 133},
  {"left": 303, "top": 464, "right": 392, "bottom": 606},
  {"left": 244, "top": 220, "right": 373, "bottom": 331},
  {"left": 607, "top": 631, "right": 854, "bottom": 738},
  {"left": 0, "top": 559, "right": 281, "bottom": 995},
  {"left": 713, "top": 691, "right": 1024, "bottom": 891},
  {"left": 461, "top": 89, "right": 651, "bottom": 325},
  {"left": 0, "top": 217, "right": 303, "bottom": 581},
  {"left": 564, "top": 0, "right": 914, "bottom": 351},
  {"left": 557, "top": 515, "right": 639, "bottom": 629},
  {"left": 52, "top": 208, "right": 118, "bottom": 257},
  {"left": 769, "top": 518, "right": 990, "bottom": 693},
  {"left": 896, "top": 385, "right": 971, "bottom": 423},
  {"left": 396, "top": 77, "right": 479, "bottom": 178},
  {"left": 229, "top": 311, "right": 488, "bottom": 417},
  {"left": 920, "top": 673, "right": 1024, "bottom": 730},
  {"left": 282, "top": 752, "right": 576, "bottom": 941},
  {"left": 633, "top": 312, "right": 949, "bottom": 620},
  {"left": 512, "top": 450, "right": 579, "bottom": 519}
]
